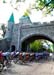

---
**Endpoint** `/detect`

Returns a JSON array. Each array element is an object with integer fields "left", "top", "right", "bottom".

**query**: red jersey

[{"left": 0, "top": 52, "right": 3, "bottom": 61}]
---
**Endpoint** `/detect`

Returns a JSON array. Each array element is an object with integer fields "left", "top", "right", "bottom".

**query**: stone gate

[{"left": 5, "top": 14, "right": 54, "bottom": 51}]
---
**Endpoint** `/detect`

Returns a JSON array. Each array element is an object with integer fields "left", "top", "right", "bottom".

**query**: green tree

[
  {"left": 30, "top": 40, "right": 43, "bottom": 52},
  {"left": 52, "top": 44, "right": 54, "bottom": 52},
  {"left": 33, "top": 0, "right": 54, "bottom": 14},
  {"left": 3, "top": 0, "right": 54, "bottom": 15}
]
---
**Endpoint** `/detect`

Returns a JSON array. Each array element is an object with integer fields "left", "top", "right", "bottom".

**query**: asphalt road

[{"left": 1, "top": 60, "right": 54, "bottom": 75}]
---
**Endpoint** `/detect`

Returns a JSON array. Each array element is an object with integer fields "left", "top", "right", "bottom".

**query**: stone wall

[
  {"left": 21, "top": 24, "right": 54, "bottom": 42},
  {"left": 0, "top": 39, "right": 10, "bottom": 52},
  {"left": 11, "top": 22, "right": 54, "bottom": 51}
]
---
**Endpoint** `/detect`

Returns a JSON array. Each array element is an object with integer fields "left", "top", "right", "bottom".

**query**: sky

[{"left": 0, "top": 0, "right": 54, "bottom": 24}]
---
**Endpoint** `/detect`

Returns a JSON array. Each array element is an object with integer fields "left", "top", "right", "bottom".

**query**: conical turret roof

[{"left": 8, "top": 13, "right": 14, "bottom": 23}]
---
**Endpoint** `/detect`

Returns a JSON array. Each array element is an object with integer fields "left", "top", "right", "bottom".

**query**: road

[{"left": 1, "top": 60, "right": 54, "bottom": 75}]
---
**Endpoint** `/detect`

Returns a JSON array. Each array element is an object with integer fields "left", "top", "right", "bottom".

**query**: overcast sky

[{"left": 0, "top": 0, "right": 54, "bottom": 24}]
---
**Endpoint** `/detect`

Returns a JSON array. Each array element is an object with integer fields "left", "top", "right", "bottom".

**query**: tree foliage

[
  {"left": 34, "top": 0, "right": 54, "bottom": 14},
  {"left": 3, "top": 0, "right": 54, "bottom": 15},
  {"left": 30, "top": 40, "right": 43, "bottom": 52},
  {"left": 30, "top": 40, "right": 54, "bottom": 52}
]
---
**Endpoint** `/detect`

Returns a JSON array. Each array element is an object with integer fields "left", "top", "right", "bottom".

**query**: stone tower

[
  {"left": 4, "top": 13, "right": 15, "bottom": 51},
  {"left": 5, "top": 13, "right": 14, "bottom": 40},
  {"left": 11, "top": 15, "right": 32, "bottom": 51}
]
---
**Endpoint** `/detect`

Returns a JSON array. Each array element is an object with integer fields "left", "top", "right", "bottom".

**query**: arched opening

[
  {"left": 21, "top": 34, "right": 54, "bottom": 52},
  {"left": 11, "top": 45, "right": 15, "bottom": 52}
]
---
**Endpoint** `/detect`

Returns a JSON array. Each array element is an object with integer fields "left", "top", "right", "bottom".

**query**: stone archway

[
  {"left": 11, "top": 21, "right": 54, "bottom": 51},
  {"left": 21, "top": 34, "right": 54, "bottom": 52}
]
